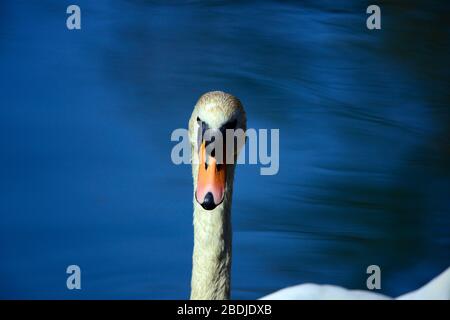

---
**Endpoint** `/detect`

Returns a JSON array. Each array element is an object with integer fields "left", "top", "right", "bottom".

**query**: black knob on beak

[{"left": 201, "top": 192, "right": 217, "bottom": 210}]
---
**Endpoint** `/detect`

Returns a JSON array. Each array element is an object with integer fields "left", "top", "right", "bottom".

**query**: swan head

[{"left": 189, "top": 91, "right": 246, "bottom": 211}]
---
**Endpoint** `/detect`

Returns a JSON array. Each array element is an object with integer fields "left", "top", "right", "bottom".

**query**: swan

[{"left": 187, "top": 91, "right": 450, "bottom": 300}]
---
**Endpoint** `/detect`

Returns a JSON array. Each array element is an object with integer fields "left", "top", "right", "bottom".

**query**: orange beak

[{"left": 195, "top": 141, "right": 227, "bottom": 210}]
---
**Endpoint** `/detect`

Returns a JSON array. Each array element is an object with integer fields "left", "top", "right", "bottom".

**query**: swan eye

[
  {"left": 197, "top": 117, "right": 208, "bottom": 137},
  {"left": 220, "top": 119, "right": 238, "bottom": 144},
  {"left": 196, "top": 117, "right": 208, "bottom": 149},
  {"left": 220, "top": 119, "right": 237, "bottom": 132}
]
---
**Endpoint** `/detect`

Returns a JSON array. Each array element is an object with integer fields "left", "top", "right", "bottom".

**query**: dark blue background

[{"left": 0, "top": 1, "right": 449, "bottom": 299}]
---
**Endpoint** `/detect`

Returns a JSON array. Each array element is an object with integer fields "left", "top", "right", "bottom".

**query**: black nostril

[{"left": 201, "top": 192, "right": 217, "bottom": 211}]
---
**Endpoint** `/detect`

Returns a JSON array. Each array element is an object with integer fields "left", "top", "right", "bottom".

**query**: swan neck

[{"left": 190, "top": 175, "right": 233, "bottom": 300}]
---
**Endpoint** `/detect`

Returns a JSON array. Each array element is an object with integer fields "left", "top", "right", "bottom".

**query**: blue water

[{"left": 0, "top": 1, "right": 449, "bottom": 299}]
